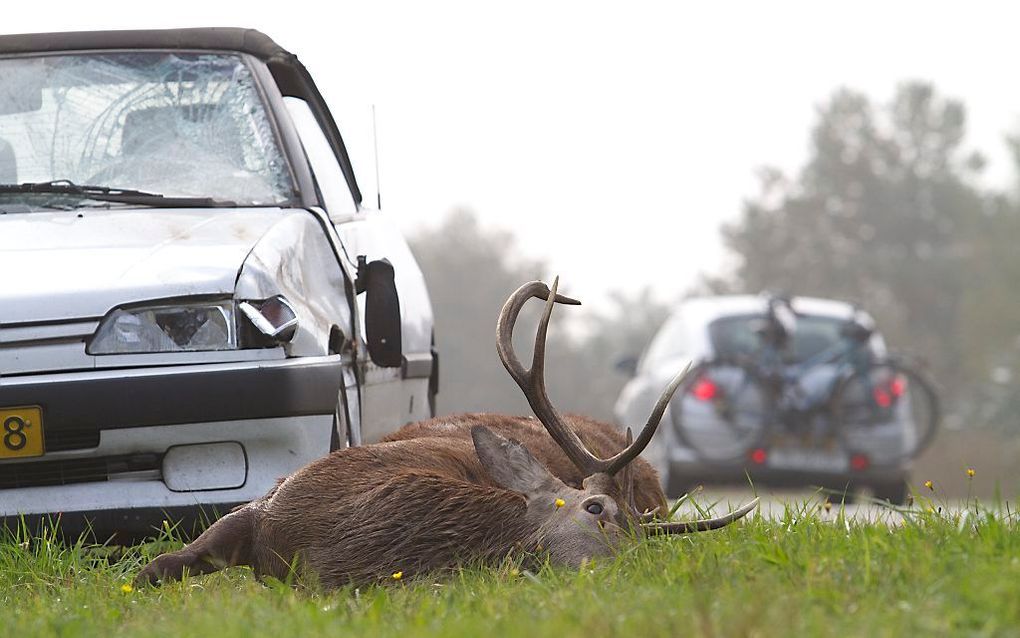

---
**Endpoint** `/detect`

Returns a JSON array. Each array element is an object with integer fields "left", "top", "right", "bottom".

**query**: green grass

[{"left": 2, "top": 498, "right": 1018, "bottom": 637}]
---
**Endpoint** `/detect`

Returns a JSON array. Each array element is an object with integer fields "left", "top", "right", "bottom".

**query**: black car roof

[
  {"left": 0, "top": 27, "right": 287, "bottom": 59},
  {"left": 0, "top": 27, "right": 363, "bottom": 204}
]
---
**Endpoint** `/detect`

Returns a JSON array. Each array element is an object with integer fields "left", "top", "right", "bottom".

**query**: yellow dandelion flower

[
  {"left": 923, "top": 480, "right": 934, "bottom": 491},
  {"left": 391, "top": 571, "right": 403, "bottom": 581},
  {"left": 510, "top": 568, "right": 520, "bottom": 577},
  {"left": 120, "top": 583, "right": 133, "bottom": 594},
  {"left": 967, "top": 468, "right": 975, "bottom": 478},
  {"left": 554, "top": 498, "right": 565, "bottom": 508}
]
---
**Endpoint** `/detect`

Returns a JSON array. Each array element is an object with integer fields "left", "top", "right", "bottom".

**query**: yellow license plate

[{"left": 0, "top": 406, "right": 44, "bottom": 459}]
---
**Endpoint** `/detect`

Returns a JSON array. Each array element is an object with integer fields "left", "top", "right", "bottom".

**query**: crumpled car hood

[{"left": 0, "top": 207, "right": 299, "bottom": 323}]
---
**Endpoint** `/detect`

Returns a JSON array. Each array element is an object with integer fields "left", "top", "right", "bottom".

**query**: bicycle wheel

[
  {"left": 828, "top": 360, "right": 939, "bottom": 466},
  {"left": 672, "top": 360, "right": 774, "bottom": 462}
]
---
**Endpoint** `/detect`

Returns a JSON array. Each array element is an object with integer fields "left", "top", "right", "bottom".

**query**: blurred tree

[
  {"left": 408, "top": 208, "right": 546, "bottom": 416},
  {"left": 721, "top": 82, "right": 997, "bottom": 416},
  {"left": 954, "top": 139, "right": 1020, "bottom": 430},
  {"left": 409, "top": 209, "right": 669, "bottom": 422}
]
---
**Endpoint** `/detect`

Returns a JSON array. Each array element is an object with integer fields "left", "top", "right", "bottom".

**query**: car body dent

[{"left": 235, "top": 211, "right": 353, "bottom": 357}]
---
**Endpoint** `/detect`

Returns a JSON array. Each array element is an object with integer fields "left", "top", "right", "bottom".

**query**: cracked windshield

[{"left": 0, "top": 52, "right": 294, "bottom": 206}]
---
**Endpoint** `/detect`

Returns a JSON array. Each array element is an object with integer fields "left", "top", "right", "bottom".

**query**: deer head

[
  {"left": 470, "top": 425, "right": 626, "bottom": 565},
  {"left": 495, "top": 278, "right": 758, "bottom": 556}
]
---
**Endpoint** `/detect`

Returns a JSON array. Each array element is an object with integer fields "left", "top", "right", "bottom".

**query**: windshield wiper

[{"left": 0, "top": 180, "right": 235, "bottom": 208}]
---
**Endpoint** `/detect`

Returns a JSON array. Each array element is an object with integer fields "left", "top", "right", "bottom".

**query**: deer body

[
  {"left": 137, "top": 432, "right": 624, "bottom": 587},
  {"left": 385, "top": 412, "right": 668, "bottom": 516},
  {"left": 137, "top": 279, "right": 757, "bottom": 588}
]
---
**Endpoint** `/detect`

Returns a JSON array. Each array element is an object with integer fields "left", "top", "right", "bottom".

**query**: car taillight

[
  {"left": 691, "top": 377, "right": 719, "bottom": 402},
  {"left": 873, "top": 387, "right": 892, "bottom": 408},
  {"left": 890, "top": 375, "right": 906, "bottom": 397},
  {"left": 873, "top": 374, "right": 906, "bottom": 408}
]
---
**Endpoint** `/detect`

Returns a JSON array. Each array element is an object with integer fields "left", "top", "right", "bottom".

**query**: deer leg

[{"left": 135, "top": 506, "right": 255, "bottom": 586}]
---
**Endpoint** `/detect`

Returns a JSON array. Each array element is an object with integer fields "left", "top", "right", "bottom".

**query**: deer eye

[{"left": 586, "top": 502, "right": 604, "bottom": 515}]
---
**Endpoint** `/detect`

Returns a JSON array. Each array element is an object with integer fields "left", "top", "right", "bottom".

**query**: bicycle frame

[{"left": 742, "top": 297, "right": 876, "bottom": 435}]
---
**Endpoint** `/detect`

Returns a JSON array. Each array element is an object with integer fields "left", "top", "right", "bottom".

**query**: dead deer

[
  {"left": 384, "top": 412, "right": 669, "bottom": 521},
  {"left": 136, "top": 279, "right": 757, "bottom": 588}
]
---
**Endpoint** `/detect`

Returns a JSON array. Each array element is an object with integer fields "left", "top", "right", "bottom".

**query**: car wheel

[
  {"left": 871, "top": 479, "right": 909, "bottom": 505},
  {"left": 672, "top": 360, "right": 772, "bottom": 463},
  {"left": 828, "top": 360, "right": 940, "bottom": 464}
]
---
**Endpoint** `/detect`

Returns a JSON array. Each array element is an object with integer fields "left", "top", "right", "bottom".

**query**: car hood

[{"left": 1, "top": 207, "right": 297, "bottom": 323}]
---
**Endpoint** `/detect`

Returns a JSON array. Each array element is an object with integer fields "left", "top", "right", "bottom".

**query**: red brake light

[
  {"left": 873, "top": 374, "right": 906, "bottom": 408},
  {"left": 749, "top": 448, "right": 767, "bottom": 465},
  {"left": 890, "top": 375, "right": 906, "bottom": 397},
  {"left": 873, "top": 387, "right": 892, "bottom": 408},
  {"left": 691, "top": 377, "right": 718, "bottom": 402},
  {"left": 850, "top": 453, "right": 870, "bottom": 471}
]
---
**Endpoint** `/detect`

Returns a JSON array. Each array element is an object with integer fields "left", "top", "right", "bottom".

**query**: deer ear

[{"left": 471, "top": 425, "right": 560, "bottom": 496}]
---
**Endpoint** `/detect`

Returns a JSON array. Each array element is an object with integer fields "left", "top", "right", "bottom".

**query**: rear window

[{"left": 708, "top": 314, "right": 847, "bottom": 362}]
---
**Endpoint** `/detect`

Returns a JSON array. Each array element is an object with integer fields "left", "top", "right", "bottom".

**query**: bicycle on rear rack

[{"left": 671, "top": 294, "right": 940, "bottom": 473}]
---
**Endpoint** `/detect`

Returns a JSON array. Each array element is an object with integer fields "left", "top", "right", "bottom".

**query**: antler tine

[
  {"left": 495, "top": 279, "right": 580, "bottom": 387},
  {"left": 599, "top": 362, "right": 692, "bottom": 476},
  {"left": 642, "top": 498, "right": 760, "bottom": 535},
  {"left": 495, "top": 278, "right": 598, "bottom": 475}
]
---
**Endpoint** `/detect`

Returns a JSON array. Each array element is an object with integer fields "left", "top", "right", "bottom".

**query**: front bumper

[
  {"left": 0, "top": 356, "right": 343, "bottom": 538},
  {"left": 0, "top": 355, "right": 343, "bottom": 434}
]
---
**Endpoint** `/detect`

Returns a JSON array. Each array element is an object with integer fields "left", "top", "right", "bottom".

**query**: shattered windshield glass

[{"left": 0, "top": 52, "right": 295, "bottom": 206}]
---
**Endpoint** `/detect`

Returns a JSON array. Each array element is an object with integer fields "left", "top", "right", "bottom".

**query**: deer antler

[
  {"left": 496, "top": 278, "right": 689, "bottom": 477},
  {"left": 642, "top": 498, "right": 760, "bottom": 534}
]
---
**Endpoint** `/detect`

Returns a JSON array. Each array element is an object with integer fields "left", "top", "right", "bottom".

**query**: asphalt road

[{"left": 676, "top": 487, "right": 915, "bottom": 524}]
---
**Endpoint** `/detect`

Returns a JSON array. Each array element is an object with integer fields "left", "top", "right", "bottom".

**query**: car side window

[{"left": 282, "top": 97, "right": 358, "bottom": 220}]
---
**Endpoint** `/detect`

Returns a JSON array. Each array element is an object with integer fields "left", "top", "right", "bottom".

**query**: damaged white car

[{"left": 0, "top": 28, "right": 437, "bottom": 539}]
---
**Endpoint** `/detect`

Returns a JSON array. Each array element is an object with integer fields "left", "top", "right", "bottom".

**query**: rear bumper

[
  {"left": 667, "top": 423, "right": 911, "bottom": 489},
  {"left": 669, "top": 458, "right": 909, "bottom": 489},
  {"left": 0, "top": 356, "right": 343, "bottom": 536}
]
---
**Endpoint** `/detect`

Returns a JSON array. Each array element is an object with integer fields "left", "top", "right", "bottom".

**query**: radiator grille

[
  {"left": 0, "top": 453, "right": 161, "bottom": 490},
  {"left": 45, "top": 429, "right": 101, "bottom": 452}
]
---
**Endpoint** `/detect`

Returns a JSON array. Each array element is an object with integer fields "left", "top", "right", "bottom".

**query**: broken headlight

[
  {"left": 88, "top": 301, "right": 237, "bottom": 354},
  {"left": 238, "top": 296, "right": 299, "bottom": 343}
]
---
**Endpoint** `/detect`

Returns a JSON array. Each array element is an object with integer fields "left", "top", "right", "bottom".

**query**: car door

[{"left": 282, "top": 98, "right": 435, "bottom": 443}]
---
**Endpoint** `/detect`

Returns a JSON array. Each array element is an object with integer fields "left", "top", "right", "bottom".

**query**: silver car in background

[{"left": 615, "top": 295, "right": 918, "bottom": 504}]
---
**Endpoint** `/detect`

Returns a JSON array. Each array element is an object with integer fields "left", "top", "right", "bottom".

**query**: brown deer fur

[{"left": 384, "top": 413, "right": 668, "bottom": 516}]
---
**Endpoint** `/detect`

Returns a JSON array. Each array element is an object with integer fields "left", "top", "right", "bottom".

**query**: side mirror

[
  {"left": 356, "top": 257, "right": 403, "bottom": 368},
  {"left": 615, "top": 355, "right": 639, "bottom": 377}
]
